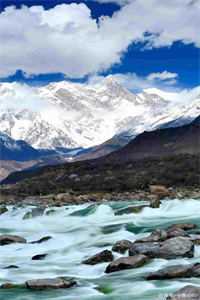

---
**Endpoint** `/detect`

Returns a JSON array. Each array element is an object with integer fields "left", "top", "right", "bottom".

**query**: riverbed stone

[
  {"left": 167, "top": 285, "right": 200, "bottom": 300},
  {"left": 115, "top": 205, "right": 148, "bottom": 215},
  {"left": 147, "top": 264, "right": 194, "bottom": 280},
  {"left": 23, "top": 207, "right": 45, "bottom": 219},
  {"left": 166, "top": 227, "right": 189, "bottom": 238},
  {"left": 105, "top": 255, "right": 149, "bottom": 273},
  {"left": 150, "top": 197, "right": 161, "bottom": 208},
  {"left": 129, "top": 242, "right": 161, "bottom": 258},
  {"left": 159, "top": 237, "right": 194, "bottom": 259},
  {"left": 3, "top": 265, "right": 19, "bottom": 269},
  {"left": 30, "top": 236, "right": 52, "bottom": 244},
  {"left": 129, "top": 237, "right": 194, "bottom": 259},
  {"left": 0, "top": 206, "right": 8, "bottom": 215},
  {"left": 26, "top": 277, "right": 76, "bottom": 290},
  {"left": 0, "top": 235, "right": 26, "bottom": 246},
  {"left": 168, "top": 223, "right": 197, "bottom": 231},
  {"left": 147, "top": 263, "right": 200, "bottom": 281},
  {"left": 82, "top": 250, "right": 114, "bottom": 265},
  {"left": 137, "top": 229, "right": 168, "bottom": 243},
  {"left": 112, "top": 240, "right": 133, "bottom": 254},
  {"left": 32, "top": 254, "right": 48, "bottom": 260}
]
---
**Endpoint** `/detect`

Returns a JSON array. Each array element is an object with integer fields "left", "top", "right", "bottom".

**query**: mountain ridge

[
  {"left": 1, "top": 79, "right": 199, "bottom": 149},
  {"left": 2, "top": 116, "right": 199, "bottom": 196}
]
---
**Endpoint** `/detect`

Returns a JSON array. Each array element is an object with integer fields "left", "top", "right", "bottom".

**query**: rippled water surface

[{"left": 1, "top": 199, "right": 200, "bottom": 299}]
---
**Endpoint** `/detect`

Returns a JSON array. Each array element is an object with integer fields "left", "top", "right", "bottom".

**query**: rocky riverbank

[{"left": 1, "top": 185, "right": 200, "bottom": 206}]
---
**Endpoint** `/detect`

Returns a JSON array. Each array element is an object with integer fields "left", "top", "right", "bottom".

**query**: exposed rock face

[
  {"left": 105, "top": 255, "right": 149, "bottom": 273},
  {"left": 129, "top": 237, "right": 194, "bottom": 259},
  {"left": 112, "top": 240, "right": 133, "bottom": 254},
  {"left": 0, "top": 235, "right": 26, "bottom": 246},
  {"left": 167, "top": 285, "right": 200, "bottom": 300},
  {"left": 26, "top": 277, "right": 76, "bottom": 290},
  {"left": 82, "top": 250, "right": 114, "bottom": 265}
]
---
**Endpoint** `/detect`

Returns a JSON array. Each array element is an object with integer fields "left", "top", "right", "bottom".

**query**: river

[{"left": 0, "top": 199, "right": 200, "bottom": 299}]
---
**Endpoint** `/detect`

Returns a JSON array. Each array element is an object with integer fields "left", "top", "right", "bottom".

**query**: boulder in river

[
  {"left": 105, "top": 255, "right": 149, "bottom": 273},
  {"left": 166, "top": 227, "right": 189, "bottom": 239},
  {"left": 32, "top": 254, "right": 48, "bottom": 260},
  {"left": 82, "top": 250, "right": 114, "bottom": 265},
  {"left": 115, "top": 205, "right": 148, "bottom": 215},
  {"left": 3, "top": 265, "right": 19, "bottom": 269},
  {"left": 0, "top": 206, "right": 8, "bottom": 215},
  {"left": 112, "top": 240, "right": 133, "bottom": 254},
  {"left": 147, "top": 264, "right": 194, "bottom": 280},
  {"left": 150, "top": 197, "right": 161, "bottom": 208},
  {"left": 147, "top": 263, "right": 200, "bottom": 280},
  {"left": 168, "top": 223, "right": 197, "bottom": 231},
  {"left": 137, "top": 229, "right": 168, "bottom": 243},
  {"left": 159, "top": 236, "right": 194, "bottom": 259},
  {"left": 129, "top": 242, "right": 161, "bottom": 258},
  {"left": 26, "top": 277, "right": 76, "bottom": 290},
  {"left": 30, "top": 236, "right": 52, "bottom": 244},
  {"left": 0, "top": 235, "right": 26, "bottom": 246},
  {"left": 23, "top": 207, "right": 45, "bottom": 219},
  {"left": 167, "top": 285, "right": 200, "bottom": 300},
  {"left": 129, "top": 237, "right": 194, "bottom": 259}
]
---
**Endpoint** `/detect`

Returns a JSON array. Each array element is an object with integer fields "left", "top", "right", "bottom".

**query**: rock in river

[
  {"left": 23, "top": 207, "right": 45, "bottom": 219},
  {"left": 105, "top": 255, "right": 149, "bottom": 273},
  {"left": 0, "top": 235, "right": 26, "bottom": 246},
  {"left": 0, "top": 206, "right": 8, "bottom": 215},
  {"left": 147, "top": 263, "right": 200, "bottom": 281},
  {"left": 32, "top": 254, "right": 48, "bottom": 260},
  {"left": 129, "top": 237, "right": 194, "bottom": 259},
  {"left": 159, "top": 236, "right": 194, "bottom": 259},
  {"left": 112, "top": 239, "right": 133, "bottom": 254},
  {"left": 82, "top": 250, "right": 114, "bottom": 265},
  {"left": 167, "top": 285, "right": 200, "bottom": 300},
  {"left": 30, "top": 236, "right": 52, "bottom": 244},
  {"left": 26, "top": 277, "right": 76, "bottom": 290}
]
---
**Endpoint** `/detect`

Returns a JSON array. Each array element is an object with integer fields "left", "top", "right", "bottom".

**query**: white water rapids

[{"left": 0, "top": 199, "right": 200, "bottom": 299}]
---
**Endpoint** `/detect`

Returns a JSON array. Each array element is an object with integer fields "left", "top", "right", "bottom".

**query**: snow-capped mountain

[
  {"left": 0, "top": 78, "right": 199, "bottom": 149},
  {"left": 0, "top": 131, "right": 40, "bottom": 161}
]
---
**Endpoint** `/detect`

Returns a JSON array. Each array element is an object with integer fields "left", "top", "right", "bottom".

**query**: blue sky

[{"left": 0, "top": 0, "right": 199, "bottom": 90}]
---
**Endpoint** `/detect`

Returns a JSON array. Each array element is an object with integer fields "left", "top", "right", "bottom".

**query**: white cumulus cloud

[
  {"left": 147, "top": 71, "right": 178, "bottom": 82},
  {"left": 0, "top": 0, "right": 199, "bottom": 78},
  {"left": 89, "top": 71, "right": 179, "bottom": 92}
]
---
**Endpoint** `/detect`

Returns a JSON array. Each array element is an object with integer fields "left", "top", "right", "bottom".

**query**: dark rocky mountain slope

[{"left": 1, "top": 116, "right": 200, "bottom": 197}]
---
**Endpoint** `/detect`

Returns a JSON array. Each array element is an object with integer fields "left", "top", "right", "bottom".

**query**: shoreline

[{"left": 1, "top": 186, "right": 200, "bottom": 207}]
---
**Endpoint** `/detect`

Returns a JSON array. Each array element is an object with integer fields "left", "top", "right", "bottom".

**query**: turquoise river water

[{"left": 1, "top": 199, "right": 200, "bottom": 299}]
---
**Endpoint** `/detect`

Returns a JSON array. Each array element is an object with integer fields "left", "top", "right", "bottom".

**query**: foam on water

[{"left": 0, "top": 199, "right": 200, "bottom": 299}]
